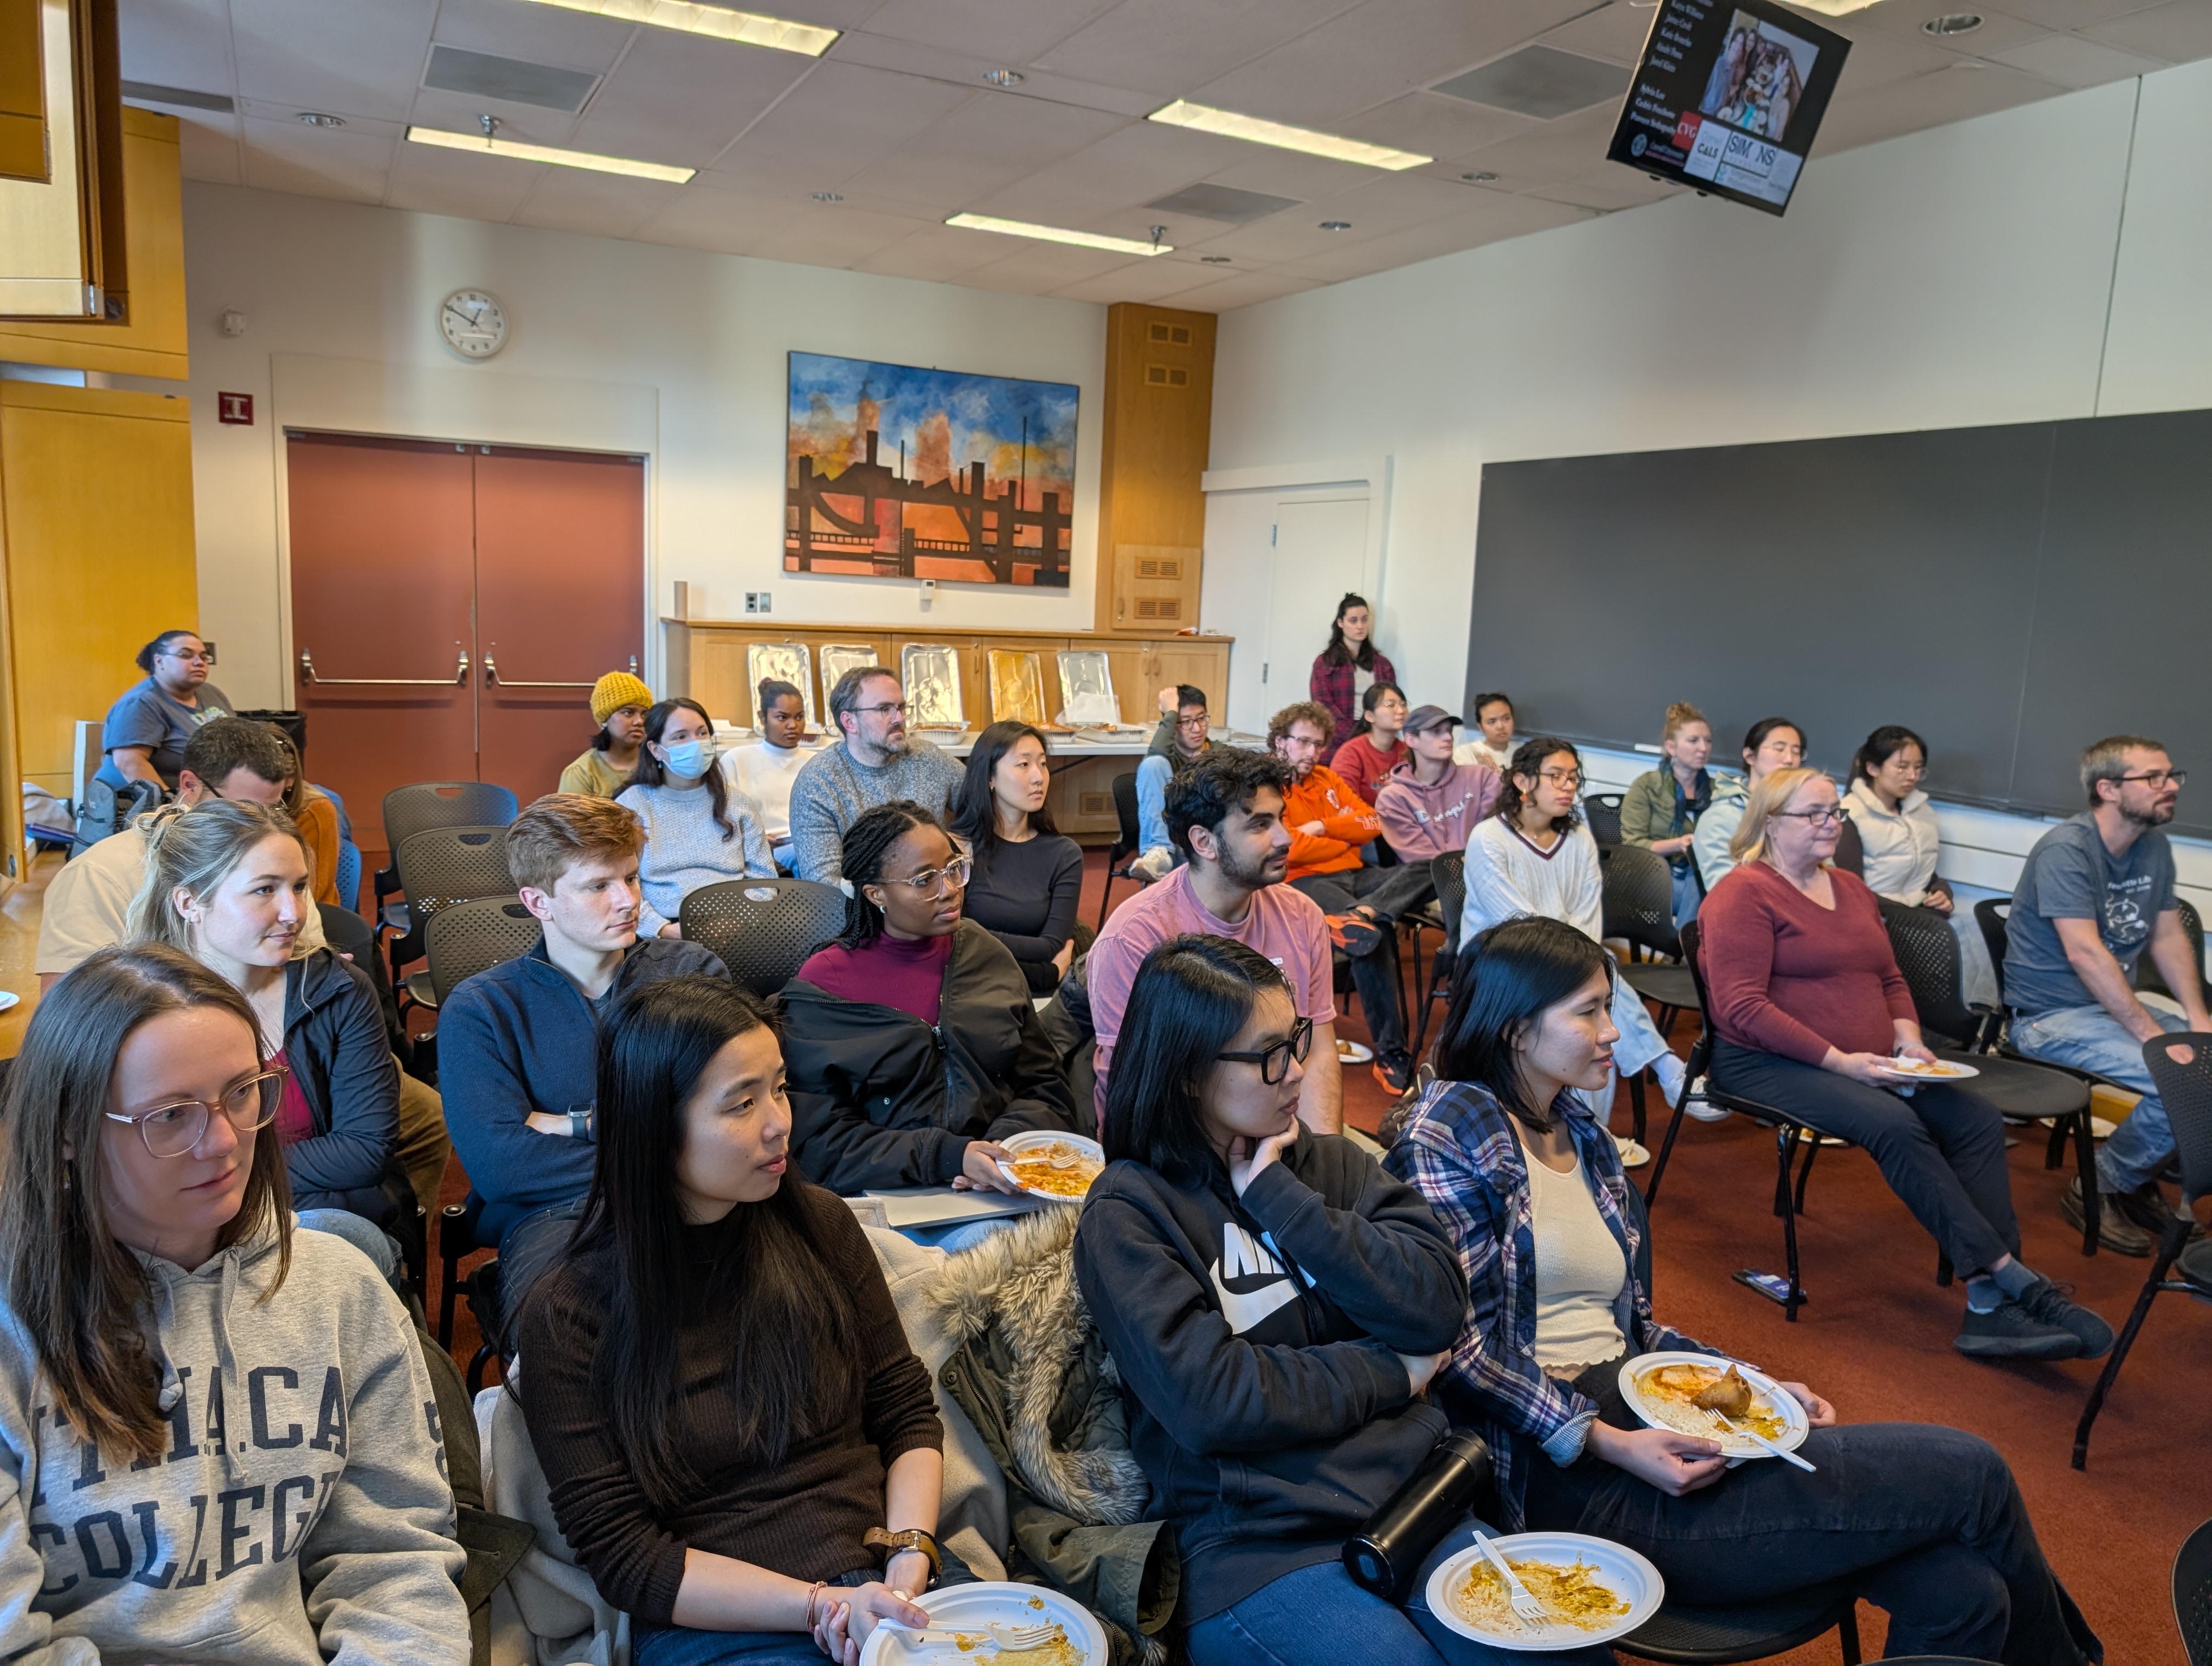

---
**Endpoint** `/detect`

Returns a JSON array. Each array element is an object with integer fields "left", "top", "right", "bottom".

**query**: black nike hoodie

[{"left": 1072, "top": 1127, "right": 1468, "bottom": 1623}]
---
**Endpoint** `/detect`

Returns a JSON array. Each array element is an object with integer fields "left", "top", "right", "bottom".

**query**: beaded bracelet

[{"left": 803, "top": 1581, "right": 828, "bottom": 1632}]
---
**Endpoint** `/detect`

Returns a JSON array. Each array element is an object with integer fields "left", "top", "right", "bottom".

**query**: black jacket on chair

[
  {"left": 781, "top": 919, "right": 1083, "bottom": 1193},
  {"left": 282, "top": 947, "right": 410, "bottom": 1226}
]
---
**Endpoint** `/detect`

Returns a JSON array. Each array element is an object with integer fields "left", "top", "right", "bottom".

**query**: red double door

[{"left": 286, "top": 433, "right": 645, "bottom": 858}]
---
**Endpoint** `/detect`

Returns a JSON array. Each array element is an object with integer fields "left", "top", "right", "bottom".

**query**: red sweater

[{"left": 1699, "top": 862, "right": 1917, "bottom": 1063}]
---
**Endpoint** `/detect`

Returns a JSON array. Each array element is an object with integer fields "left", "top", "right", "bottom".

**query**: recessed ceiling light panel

[
  {"left": 297, "top": 111, "right": 346, "bottom": 127},
  {"left": 1922, "top": 12, "right": 1984, "bottom": 32},
  {"left": 516, "top": 0, "right": 838, "bottom": 54},
  {"left": 1200, "top": 254, "right": 1233, "bottom": 263},
  {"left": 1319, "top": 220, "right": 1352, "bottom": 230},
  {"left": 983, "top": 68, "right": 1024, "bottom": 86},
  {"left": 423, "top": 44, "right": 600, "bottom": 113},
  {"left": 1144, "top": 183, "right": 1301, "bottom": 223},
  {"left": 407, "top": 124, "right": 696, "bottom": 182},
  {"left": 1147, "top": 100, "right": 1430, "bottom": 170},
  {"left": 811, "top": 190, "right": 842, "bottom": 201},
  {"left": 1460, "top": 170, "right": 1499, "bottom": 183},
  {"left": 945, "top": 213, "right": 1169, "bottom": 255}
]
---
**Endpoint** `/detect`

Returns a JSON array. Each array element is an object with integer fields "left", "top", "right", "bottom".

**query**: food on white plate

[
  {"left": 1451, "top": 1557, "right": 1630, "bottom": 1635},
  {"left": 1636, "top": 1362, "right": 1788, "bottom": 1441},
  {"left": 1003, "top": 1141, "right": 1103, "bottom": 1199}
]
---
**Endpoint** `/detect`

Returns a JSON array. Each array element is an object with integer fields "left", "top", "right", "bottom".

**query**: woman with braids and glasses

[
  {"left": 1073, "top": 936, "right": 1600, "bottom": 1666},
  {"left": 1700, "top": 768, "right": 2114, "bottom": 1361},
  {"left": 779, "top": 801, "right": 1081, "bottom": 1201},
  {"left": 0, "top": 944, "right": 466, "bottom": 1663}
]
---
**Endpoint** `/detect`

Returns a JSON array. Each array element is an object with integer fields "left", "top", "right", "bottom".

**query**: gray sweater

[
  {"left": 615, "top": 779, "right": 775, "bottom": 938},
  {"left": 788, "top": 739, "right": 966, "bottom": 883}
]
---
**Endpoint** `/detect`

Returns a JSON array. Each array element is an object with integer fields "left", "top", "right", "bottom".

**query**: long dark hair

[
  {"left": 1495, "top": 736, "right": 1583, "bottom": 834},
  {"left": 559, "top": 975, "right": 861, "bottom": 1516},
  {"left": 1851, "top": 724, "right": 1926, "bottom": 787},
  {"left": 626, "top": 697, "right": 737, "bottom": 844},
  {"left": 1320, "top": 592, "right": 1377, "bottom": 670},
  {"left": 951, "top": 720, "right": 1058, "bottom": 861},
  {"left": 1352, "top": 679, "right": 1405, "bottom": 742},
  {"left": 1740, "top": 716, "right": 1805, "bottom": 773},
  {"left": 829, "top": 800, "right": 947, "bottom": 951},
  {"left": 1103, "top": 935, "right": 1291, "bottom": 1184},
  {"left": 1433, "top": 917, "right": 1613, "bottom": 1133}
]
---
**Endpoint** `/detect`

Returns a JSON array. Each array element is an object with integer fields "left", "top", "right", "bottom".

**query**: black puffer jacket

[
  {"left": 781, "top": 920, "right": 1083, "bottom": 1193},
  {"left": 281, "top": 947, "right": 410, "bottom": 1227}
]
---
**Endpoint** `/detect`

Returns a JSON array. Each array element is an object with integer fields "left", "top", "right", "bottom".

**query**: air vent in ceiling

[
  {"left": 422, "top": 44, "right": 600, "bottom": 114},
  {"left": 1143, "top": 183, "right": 1301, "bottom": 224},
  {"left": 1432, "top": 46, "right": 1630, "bottom": 119},
  {"left": 121, "top": 80, "right": 235, "bottom": 113}
]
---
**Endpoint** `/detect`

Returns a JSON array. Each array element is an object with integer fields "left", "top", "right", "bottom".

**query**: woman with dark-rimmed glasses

[
  {"left": 779, "top": 800, "right": 1082, "bottom": 1203},
  {"left": 0, "top": 943, "right": 467, "bottom": 1663}
]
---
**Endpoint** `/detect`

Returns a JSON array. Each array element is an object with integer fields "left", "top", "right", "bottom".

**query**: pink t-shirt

[{"left": 1086, "top": 867, "right": 1335, "bottom": 1104}]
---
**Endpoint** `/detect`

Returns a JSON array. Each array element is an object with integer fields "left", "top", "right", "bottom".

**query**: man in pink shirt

[{"left": 1086, "top": 749, "right": 1343, "bottom": 1133}]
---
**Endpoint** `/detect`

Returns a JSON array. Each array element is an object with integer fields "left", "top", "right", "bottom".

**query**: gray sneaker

[
  {"left": 1954, "top": 1299, "right": 2085, "bottom": 1361},
  {"left": 2011, "top": 1277, "right": 2114, "bottom": 1359}
]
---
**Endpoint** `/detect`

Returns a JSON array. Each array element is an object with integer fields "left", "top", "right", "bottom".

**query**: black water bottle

[{"left": 1342, "top": 1431, "right": 1493, "bottom": 1601}]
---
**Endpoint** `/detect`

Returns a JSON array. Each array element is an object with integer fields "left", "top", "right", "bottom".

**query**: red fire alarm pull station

[{"left": 217, "top": 392, "right": 254, "bottom": 425}]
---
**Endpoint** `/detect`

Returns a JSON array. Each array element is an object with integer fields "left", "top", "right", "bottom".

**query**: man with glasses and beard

[
  {"left": 1086, "top": 749, "right": 1344, "bottom": 1133},
  {"left": 789, "top": 666, "right": 966, "bottom": 884},
  {"left": 2007, "top": 736, "right": 2212, "bottom": 1254}
]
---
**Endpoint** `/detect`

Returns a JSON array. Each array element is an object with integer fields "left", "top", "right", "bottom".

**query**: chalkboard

[{"left": 1467, "top": 408, "right": 2212, "bottom": 836}]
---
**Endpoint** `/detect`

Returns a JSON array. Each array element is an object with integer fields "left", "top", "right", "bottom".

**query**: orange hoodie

[{"left": 1283, "top": 765, "right": 1380, "bottom": 880}]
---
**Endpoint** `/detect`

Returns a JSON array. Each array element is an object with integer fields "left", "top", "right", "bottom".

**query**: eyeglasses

[
  {"left": 1772, "top": 806, "right": 1850, "bottom": 826},
  {"left": 1175, "top": 714, "right": 1210, "bottom": 731},
  {"left": 1216, "top": 1017, "right": 1314, "bottom": 1085},
  {"left": 885, "top": 853, "right": 972, "bottom": 896},
  {"left": 1536, "top": 770, "right": 1583, "bottom": 787},
  {"left": 858, "top": 702, "right": 909, "bottom": 718},
  {"left": 105, "top": 1067, "right": 285, "bottom": 1158},
  {"left": 163, "top": 648, "right": 213, "bottom": 665},
  {"left": 2117, "top": 770, "right": 2187, "bottom": 788}
]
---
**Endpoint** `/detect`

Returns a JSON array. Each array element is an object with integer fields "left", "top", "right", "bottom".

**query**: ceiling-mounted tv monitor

[{"left": 1606, "top": 0, "right": 1850, "bottom": 216}]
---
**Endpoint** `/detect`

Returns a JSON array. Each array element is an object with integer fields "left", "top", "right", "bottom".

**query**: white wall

[{"left": 137, "top": 184, "right": 1109, "bottom": 709}]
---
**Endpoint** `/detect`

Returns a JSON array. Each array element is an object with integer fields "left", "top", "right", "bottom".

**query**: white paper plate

[
  {"left": 0, "top": 991, "right": 18, "bottom": 1013},
  {"left": 1619, "top": 1351, "right": 1810, "bottom": 1460},
  {"left": 859, "top": 1581, "right": 1105, "bottom": 1666},
  {"left": 1336, "top": 1039, "right": 1375, "bottom": 1064},
  {"left": 1424, "top": 1532, "right": 1663, "bottom": 1651},
  {"left": 994, "top": 1131, "right": 1105, "bottom": 1203},
  {"left": 1877, "top": 1058, "right": 1978, "bottom": 1080}
]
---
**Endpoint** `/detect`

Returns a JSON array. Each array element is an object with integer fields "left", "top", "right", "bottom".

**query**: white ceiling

[{"left": 119, "top": 0, "right": 2212, "bottom": 309}]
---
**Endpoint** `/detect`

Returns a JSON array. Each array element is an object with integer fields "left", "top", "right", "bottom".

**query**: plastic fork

[
  {"left": 1702, "top": 1406, "right": 1817, "bottom": 1472},
  {"left": 880, "top": 1622, "right": 1060, "bottom": 1651},
  {"left": 1471, "top": 1529, "right": 1546, "bottom": 1632}
]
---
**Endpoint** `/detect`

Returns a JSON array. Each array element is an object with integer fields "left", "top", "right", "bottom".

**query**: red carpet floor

[{"left": 429, "top": 850, "right": 2209, "bottom": 1663}]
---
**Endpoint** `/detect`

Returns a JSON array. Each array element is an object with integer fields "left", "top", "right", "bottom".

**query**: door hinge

[{"left": 1262, "top": 662, "right": 1269, "bottom": 683}]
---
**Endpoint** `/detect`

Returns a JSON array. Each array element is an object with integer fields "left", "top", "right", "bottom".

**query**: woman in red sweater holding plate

[{"left": 1699, "top": 767, "right": 2113, "bottom": 1363}]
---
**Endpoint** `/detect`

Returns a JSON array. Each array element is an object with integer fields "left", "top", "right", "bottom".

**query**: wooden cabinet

[{"left": 1096, "top": 304, "right": 1215, "bottom": 636}]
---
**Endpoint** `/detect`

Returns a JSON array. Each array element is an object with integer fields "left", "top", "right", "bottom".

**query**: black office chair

[
  {"left": 2136, "top": 895, "right": 2210, "bottom": 1005},
  {"left": 1599, "top": 843, "right": 1699, "bottom": 1146},
  {"left": 1095, "top": 771, "right": 1144, "bottom": 930},
  {"left": 2174, "top": 1514, "right": 2212, "bottom": 1666},
  {"left": 425, "top": 897, "right": 543, "bottom": 1004},
  {"left": 1410, "top": 851, "right": 1467, "bottom": 1062},
  {"left": 1621, "top": 1584, "right": 1861, "bottom": 1664},
  {"left": 375, "top": 780, "right": 519, "bottom": 943},
  {"left": 390, "top": 826, "right": 517, "bottom": 1013},
  {"left": 2071, "top": 1031, "right": 2212, "bottom": 1469},
  {"left": 1583, "top": 792, "right": 1624, "bottom": 847},
  {"left": 680, "top": 877, "right": 848, "bottom": 998}
]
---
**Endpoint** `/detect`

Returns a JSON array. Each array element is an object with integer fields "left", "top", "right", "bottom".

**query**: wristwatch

[
  {"left": 569, "top": 1106, "right": 594, "bottom": 1141},
  {"left": 864, "top": 1527, "right": 941, "bottom": 1579}
]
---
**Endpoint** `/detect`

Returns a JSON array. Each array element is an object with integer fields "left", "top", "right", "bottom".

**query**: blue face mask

[{"left": 663, "top": 737, "right": 716, "bottom": 778}]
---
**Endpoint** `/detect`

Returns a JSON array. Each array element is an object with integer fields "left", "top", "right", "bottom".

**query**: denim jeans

[
  {"left": 635, "top": 1551, "right": 977, "bottom": 1666},
  {"left": 295, "top": 1208, "right": 400, "bottom": 1280},
  {"left": 1291, "top": 864, "right": 1435, "bottom": 1061},
  {"left": 1667, "top": 858, "right": 1702, "bottom": 930},
  {"left": 494, "top": 1197, "right": 589, "bottom": 1355},
  {"left": 1184, "top": 1520, "right": 1612, "bottom": 1666},
  {"left": 2012, "top": 998, "right": 2191, "bottom": 1193},
  {"left": 1136, "top": 754, "right": 1175, "bottom": 855},
  {"left": 1524, "top": 1369, "right": 2098, "bottom": 1665}
]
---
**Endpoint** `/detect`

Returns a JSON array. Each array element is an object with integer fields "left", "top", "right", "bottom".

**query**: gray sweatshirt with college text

[{"left": 0, "top": 1227, "right": 467, "bottom": 1666}]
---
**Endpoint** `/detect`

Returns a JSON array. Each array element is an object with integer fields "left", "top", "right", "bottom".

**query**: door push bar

[
  {"left": 300, "top": 645, "right": 471, "bottom": 687},
  {"left": 482, "top": 650, "right": 641, "bottom": 689}
]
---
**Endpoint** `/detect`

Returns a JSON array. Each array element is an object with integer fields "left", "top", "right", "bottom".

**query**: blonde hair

[
  {"left": 125, "top": 800, "right": 307, "bottom": 953},
  {"left": 1729, "top": 766, "right": 1831, "bottom": 867},
  {"left": 1662, "top": 702, "right": 1707, "bottom": 742}
]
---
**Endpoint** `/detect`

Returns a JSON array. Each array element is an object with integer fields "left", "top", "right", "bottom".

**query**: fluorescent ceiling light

[
  {"left": 946, "top": 214, "right": 1169, "bottom": 255},
  {"left": 407, "top": 125, "right": 696, "bottom": 182},
  {"left": 1786, "top": 0, "right": 1879, "bottom": 12},
  {"left": 516, "top": 0, "right": 838, "bottom": 54},
  {"left": 1147, "top": 100, "right": 1430, "bottom": 170}
]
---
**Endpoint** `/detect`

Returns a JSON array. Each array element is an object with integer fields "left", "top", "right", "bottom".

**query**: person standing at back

[
  {"left": 1620, "top": 703, "right": 1718, "bottom": 927},
  {"left": 560, "top": 671, "right": 653, "bottom": 798},
  {"left": 96, "top": 628, "right": 236, "bottom": 793},
  {"left": 726, "top": 679, "right": 813, "bottom": 874},
  {"left": 788, "top": 668, "right": 966, "bottom": 885},
  {"left": 1309, "top": 593, "right": 1396, "bottom": 762},
  {"left": 2005, "top": 736, "right": 2212, "bottom": 1257}
]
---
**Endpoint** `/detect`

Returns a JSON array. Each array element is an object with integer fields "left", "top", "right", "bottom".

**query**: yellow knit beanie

[{"left": 590, "top": 670, "right": 654, "bottom": 727}]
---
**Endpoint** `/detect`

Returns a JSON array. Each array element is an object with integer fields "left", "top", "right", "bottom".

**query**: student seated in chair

[
  {"left": 439, "top": 794, "right": 727, "bottom": 1330},
  {"left": 1454, "top": 690, "right": 1516, "bottom": 774},
  {"left": 1387, "top": 916, "right": 2103, "bottom": 1666},
  {"left": 1842, "top": 725, "right": 1952, "bottom": 913},
  {"left": 1689, "top": 715, "right": 1800, "bottom": 890},
  {"left": 1328, "top": 680, "right": 1410, "bottom": 809},
  {"left": 1373, "top": 703, "right": 1502, "bottom": 947},
  {"left": 1699, "top": 768, "right": 2113, "bottom": 1360},
  {"left": 1619, "top": 702, "right": 1717, "bottom": 927},
  {"left": 619, "top": 698, "right": 776, "bottom": 940},
  {"left": 781, "top": 802, "right": 1081, "bottom": 1200},
  {"left": 788, "top": 668, "right": 966, "bottom": 886},
  {"left": 1129, "top": 683, "right": 1214, "bottom": 883},
  {"left": 127, "top": 800, "right": 409, "bottom": 1278},
  {"left": 517, "top": 975, "right": 966, "bottom": 1666},
  {"left": 560, "top": 670, "right": 653, "bottom": 799},
  {"left": 949, "top": 720, "right": 1085, "bottom": 994},
  {"left": 1088, "top": 749, "right": 1343, "bottom": 1133},
  {"left": 1074, "top": 937, "right": 1600, "bottom": 1666},
  {"left": 725, "top": 678, "right": 812, "bottom": 874},
  {"left": 0, "top": 945, "right": 468, "bottom": 1664}
]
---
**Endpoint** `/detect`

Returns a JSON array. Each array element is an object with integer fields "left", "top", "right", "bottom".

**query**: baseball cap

[{"left": 1404, "top": 704, "right": 1460, "bottom": 735}]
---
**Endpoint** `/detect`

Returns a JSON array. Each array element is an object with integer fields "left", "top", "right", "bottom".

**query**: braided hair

[{"left": 829, "top": 800, "right": 948, "bottom": 951}]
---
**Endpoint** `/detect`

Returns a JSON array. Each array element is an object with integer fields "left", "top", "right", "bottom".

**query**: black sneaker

[
  {"left": 2106, "top": 1180, "right": 2207, "bottom": 1244},
  {"left": 2010, "top": 1277, "right": 2114, "bottom": 1359},
  {"left": 1955, "top": 1299, "right": 2085, "bottom": 1361},
  {"left": 1372, "top": 1052, "right": 1416, "bottom": 1095},
  {"left": 2059, "top": 1175, "right": 2152, "bottom": 1258}
]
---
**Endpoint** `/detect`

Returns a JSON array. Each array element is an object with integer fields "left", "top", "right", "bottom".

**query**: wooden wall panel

[{"left": 1095, "top": 303, "right": 1216, "bottom": 634}]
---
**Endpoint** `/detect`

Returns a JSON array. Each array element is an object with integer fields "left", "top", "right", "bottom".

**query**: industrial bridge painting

[{"left": 785, "top": 350, "right": 1077, "bottom": 588}]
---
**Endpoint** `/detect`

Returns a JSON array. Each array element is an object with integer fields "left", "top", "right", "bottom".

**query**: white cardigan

[
  {"left": 1461, "top": 815, "right": 1605, "bottom": 947},
  {"left": 1846, "top": 777, "right": 1943, "bottom": 906}
]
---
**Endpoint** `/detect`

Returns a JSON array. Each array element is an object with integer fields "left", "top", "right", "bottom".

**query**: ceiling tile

[
  {"left": 1979, "top": 0, "right": 2170, "bottom": 28},
  {"left": 228, "top": 0, "right": 438, "bottom": 123},
  {"left": 173, "top": 110, "right": 245, "bottom": 184},
  {"left": 708, "top": 63, "right": 974, "bottom": 189},
  {"left": 826, "top": 33, "right": 1156, "bottom": 115},
  {"left": 1147, "top": 267, "right": 1325, "bottom": 309},
  {"left": 1987, "top": 30, "right": 2169, "bottom": 78},
  {"left": 1332, "top": 91, "right": 1538, "bottom": 161},
  {"left": 511, "top": 165, "right": 689, "bottom": 238},
  {"left": 2079, "top": 0, "right": 2212, "bottom": 58},
  {"left": 237, "top": 112, "right": 395, "bottom": 201},
  {"left": 565, "top": 29, "right": 818, "bottom": 168},
  {"left": 627, "top": 185, "right": 808, "bottom": 254},
  {"left": 118, "top": 0, "right": 236, "bottom": 98},
  {"left": 1824, "top": 25, "right": 1976, "bottom": 94},
  {"left": 1032, "top": 0, "right": 1361, "bottom": 98},
  {"left": 956, "top": 242, "right": 1136, "bottom": 293},
  {"left": 1830, "top": 4, "right": 2057, "bottom": 59},
  {"left": 427, "top": 0, "right": 638, "bottom": 72},
  {"left": 853, "top": 0, "right": 1122, "bottom": 65},
  {"left": 1430, "top": 44, "right": 1632, "bottom": 119},
  {"left": 1525, "top": 161, "right": 1684, "bottom": 209},
  {"left": 1808, "top": 59, "right": 2065, "bottom": 152},
  {"left": 421, "top": 43, "right": 600, "bottom": 112},
  {"left": 954, "top": 120, "right": 1233, "bottom": 222},
  {"left": 848, "top": 222, "right": 1020, "bottom": 280},
  {"left": 1538, "top": 2, "right": 1659, "bottom": 67},
  {"left": 1449, "top": 100, "right": 1619, "bottom": 189},
  {"left": 1275, "top": 191, "right": 1589, "bottom": 278},
  {"left": 1046, "top": 253, "right": 1233, "bottom": 300},
  {"left": 384, "top": 137, "right": 538, "bottom": 221},
  {"left": 406, "top": 88, "right": 580, "bottom": 145},
  {"left": 745, "top": 202, "right": 940, "bottom": 265},
  {"left": 844, "top": 93, "right": 1128, "bottom": 209}
]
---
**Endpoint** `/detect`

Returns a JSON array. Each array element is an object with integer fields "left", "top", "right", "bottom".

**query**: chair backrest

[
  {"left": 1599, "top": 841, "right": 1679, "bottom": 960},
  {"left": 1973, "top": 897, "right": 2011, "bottom": 1004},
  {"left": 1110, "top": 771, "right": 1139, "bottom": 857},
  {"left": 1831, "top": 817, "right": 1865, "bottom": 876},
  {"left": 1432, "top": 849, "right": 1467, "bottom": 945},
  {"left": 2137, "top": 895, "right": 2208, "bottom": 1003},
  {"left": 1879, "top": 898, "right": 1980, "bottom": 1048},
  {"left": 679, "top": 877, "right": 848, "bottom": 998},
  {"left": 335, "top": 838, "right": 364, "bottom": 915},
  {"left": 2140, "top": 1032, "right": 2212, "bottom": 1210},
  {"left": 1676, "top": 919, "right": 1719, "bottom": 1075},
  {"left": 395, "top": 825, "right": 517, "bottom": 934},
  {"left": 2174, "top": 1514, "right": 2212, "bottom": 1666},
  {"left": 1583, "top": 792, "right": 1623, "bottom": 846},
  {"left": 426, "top": 896, "right": 543, "bottom": 1005},
  {"left": 381, "top": 781, "right": 520, "bottom": 857}
]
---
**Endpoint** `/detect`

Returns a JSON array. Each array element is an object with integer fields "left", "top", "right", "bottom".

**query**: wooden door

[
  {"left": 287, "top": 435, "right": 477, "bottom": 846},
  {"left": 473, "top": 447, "right": 645, "bottom": 804}
]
